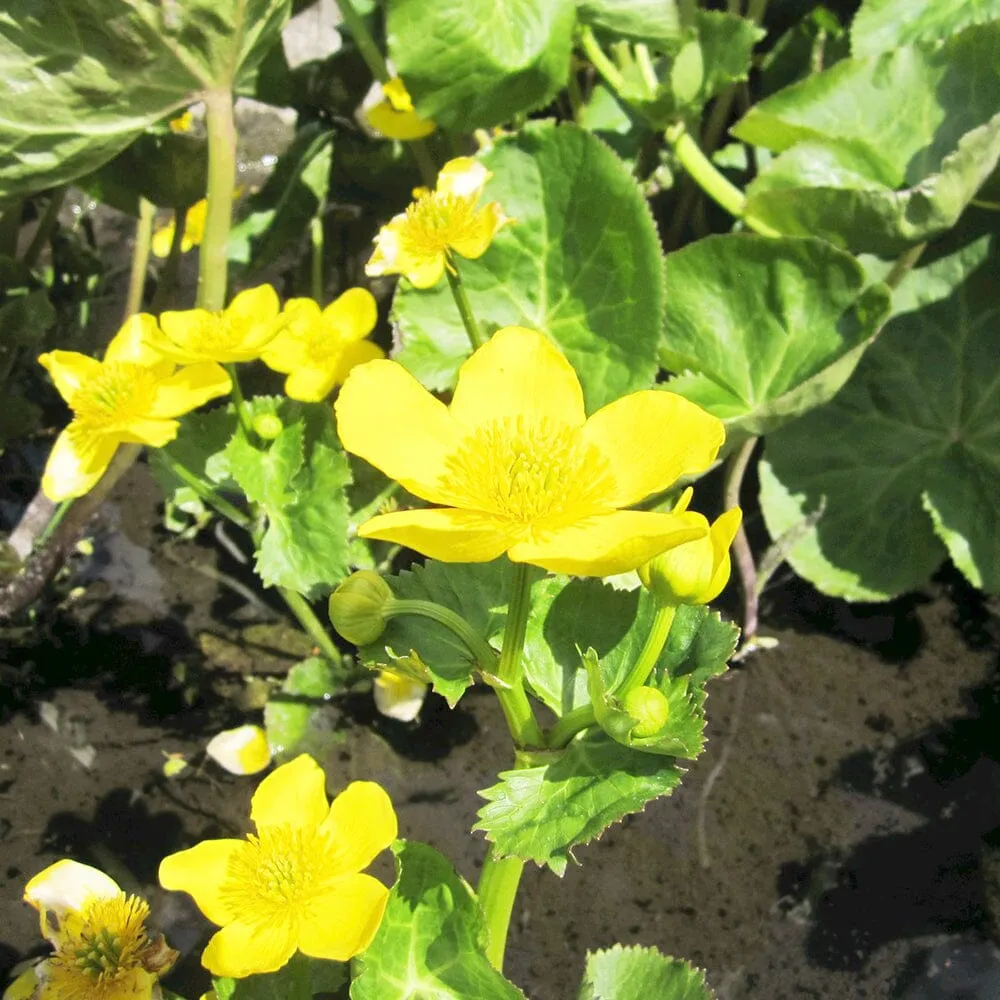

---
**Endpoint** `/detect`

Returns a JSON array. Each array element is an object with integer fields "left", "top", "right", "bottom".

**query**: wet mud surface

[{"left": 1, "top": 465, "right": 999, "bottom": 999}]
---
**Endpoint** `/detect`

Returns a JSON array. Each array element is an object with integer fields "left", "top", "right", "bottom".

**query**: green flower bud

[
  {"left": 252, "top": 412, "right": 283, "bottom": 440},
  {"left": 622, "top": 686, "right": 671, "bottom": 738},
  {"left": 328, "top": 570, "right": 393, "bottom": 645}
]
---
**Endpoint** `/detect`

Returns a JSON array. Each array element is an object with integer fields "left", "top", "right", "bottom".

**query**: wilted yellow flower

[
  {"left": 639, "top": 490, "right": 742, "bottom": 605},
  {"left": 374, "top": 670, "right": 427, "bottom": 722},
  {"left": 22, "top": 859, "right": 177, "bottom": 1000},
  {"left": 365, "top": 77, "right": 436, "bottom": 140},
  {"left": 151, "top": 199, "right": 207, "bottom": 258},
  {"left": 159, "top": 754, "right": 396, "bottom": 977},
  {"left": 336, "top": 326, "right": 725, "bottom": 576},
  {"left": 205, "top": 724, "right": 271, "bottom": 776},
  {"left": 261, "top": 289, "right": 383, "bottom": 402},
  {"left": 151, "top": 285, "right": 281, "bottom": 364},
  {"left": 39, "top": 315, "right": 231, "bottom": 501},
  {"left": 365, "top": 157, "right": 510, "bottom": 288}
]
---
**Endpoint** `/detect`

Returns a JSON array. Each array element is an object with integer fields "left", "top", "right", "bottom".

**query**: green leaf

[
  {"left": 95, "top": 132, "right": 209, "bottom": 212},
  {"left": 212, "top": 953, "right": 347, "bottom": 1000},
  {"left": 227, "top": 398, "right": 305, "bottom": 508},
  {"left": 0, "top": 0, "right": 290, "bottom": 198},
  {"left": 579, "top": 945, "right": 714, "bottom": 1000},
  {"left": 264, "top": 656, "right": 343, "bottom": 760},
  {"left": 352, "top": 840, "right": 526, "bottom": 1000},
  {"left": 759, "top": 234, "right": 1000, "bottom": 600},
  {"left": 475, "top": 731, "right": 685, "bottom": 874},
  {"left": 393, "top": 121, "right": 664, "bottom": 412},
  {"left": 577, "top": 0, "right": 681, "bottom": 47},
  {"left": 254, "top": 403, "right": 353, "bottom": 598},
  {"left": 0, "top": 289, "right": 56, "bottom": 346},
  {"left": 851, "top": 0, "right": 1000, "bottom": 57},
  {"left": 358, "top": 559, "right": 527, "bottom": 706},
  {"left": 734, "top": 25, "right": 1000, "bottom": 254},
  {"left": 387, "top": 0, "right": 575, "bottom": 132},
  {"left": 661, "top": 235, "right": 891, "bottom": 438}
]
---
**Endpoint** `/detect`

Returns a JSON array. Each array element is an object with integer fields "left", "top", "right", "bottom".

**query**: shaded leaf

[
  {"left": 577, "top": 0, "right": 681, "bottom": 47},
  {"left": 212, "top": 953, "right": 347, "bottom": 1000}
]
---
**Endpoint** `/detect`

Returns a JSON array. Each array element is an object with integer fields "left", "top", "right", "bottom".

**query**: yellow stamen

[{"left": 70, "top": 364, "right": 158, "bottom": 434}]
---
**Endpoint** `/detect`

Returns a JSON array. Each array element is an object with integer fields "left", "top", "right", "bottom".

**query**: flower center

[
  {"left": 445, "top": 417, "right": 615, "bottom": 525},
  {"left": 400, "top": 192, "right": 480, "bottom": 259},
  {"left": 71, "top": 363, "right": 157, "bottom": 434},
  {"left": 185, "top": 312, "right": 244, "bottom": 354},
  {"left": 47, "top": 895, "right": 150, "bottom": 1000}
]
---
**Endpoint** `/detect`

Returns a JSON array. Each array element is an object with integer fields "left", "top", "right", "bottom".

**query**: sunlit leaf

[
  {"left": 851, "top": 0, "right": 1000, "bottom": 57},
  {"left": 579, "top": 946, "right": 714, "bottom": 1000}
]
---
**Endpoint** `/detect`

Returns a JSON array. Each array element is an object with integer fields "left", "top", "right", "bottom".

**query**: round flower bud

[
  {"left": 622, "top": 686, "right": 671, "bottom": 738},
  {"left": 252, "top": 412, "right": 283, "bottom": 440},
  {"left": 328, "top": 570, "right": 393, "bottom": 645}
]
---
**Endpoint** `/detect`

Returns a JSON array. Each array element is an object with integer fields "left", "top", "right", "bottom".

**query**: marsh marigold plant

[
  {"left": 158, "top": 754, "right": 396, "bottom": 978},
  {"left": 336, "top": 326, "right": 726, "bottom": 575},
  {"left": 364, "top": 77, "right": 436, "bottom": 140},
  {"left": 20, "top": 859, "right": 177, "bottom": 1000},
  {"left": 365, "top": 156, "right": 510, "bottom": 288},
  {"left": 39, "top": 315, "right": 231, "bottom": 501}
]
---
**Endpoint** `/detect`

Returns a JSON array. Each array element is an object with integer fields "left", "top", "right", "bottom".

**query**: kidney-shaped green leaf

[
  {"left": 851, "top": 0, "right": 1000, "bottom": 57},
  {"left": 579, "top": 945, "right": 714, "bottom": 1000}
]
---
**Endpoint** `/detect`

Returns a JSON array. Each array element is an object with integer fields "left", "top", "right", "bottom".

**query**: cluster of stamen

[
  {"left": 400, "top": 192, "right": 480, "bottom": 258},
  {"left": 183, "top": 311, "right": 241, "bottom": 353},
  {"left": 71, "top": 363, "right": 157, "bottom": 433},
  {"left": 446, "top": 417, "right": 614, "bottom": 525}
]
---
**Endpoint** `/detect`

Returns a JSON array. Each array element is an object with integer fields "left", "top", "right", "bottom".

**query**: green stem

[
  {"left": 281, "top": 586, "right": 344, "bottom": 670},
  {"left": 409, "top": 139, "right": 439, "bottom": 188},
  {"left": 384, "top": 599, "right": 498, "bottom": 670},
  {"left": 225, "top": 363, "right": 256, "bottom": 441},
  {"left": 445, "top": 256, "right": 486, "bottom": 350},
  {"left": 725, "top": 435, "right": 759, "bottom": 646},
  {"left": 22, "top": 187, "right": 66, "bottom": 270},
  {"left": 0, "top": 200, "right": 23, "bottom": 259},
  {"left": 566, "top": 61, "right": 584, "bottom": 121},
  {"left": 492, "top": 561, "right": 543, "bottom": 748},
  {"left": 634, "top": 43, "right": 658, "bottom": 96},
  {"left": 884, "top": 242, "right": 926, "bottom": 290},
  {"left": 617, "top": 603, "right": 677, "bottom": 695},
  {"left": 124, "top": 198, "right": 155, "bottom": 322},
  {"left": 352, "top": 480, "right": 400, "bottom": 526},
  {"left": 547, "top": 703, "right": 596, "bottom": 748},
  {"left": 158, "top": 451, "right": 251, "bottom": 529},
  {"left": 579, "top": 26, "right": 626, "bottom": 93},
  {"left": 477, "top": 852, "right": 525, "bottom": 971},
  {"left": 335, "top": 0, "right": 389, "bottom": 82},
  {"left": 310, "top": 216, "right": 325, "bottom": 304},
  {"left": 199, "top": 89, "right": 237, "bottom": 311},
  {"left": 35, "top": 499, "right": 74, "bottom": 549}
]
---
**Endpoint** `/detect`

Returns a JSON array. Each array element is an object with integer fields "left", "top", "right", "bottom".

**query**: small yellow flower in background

[
  {"left": 364, "top": 77, "right": 436, "bottom": 141},
  {"left": 39, "top": 315, "right": 232, "bottom": 501},
  {"left": 262, "top": 288, "right": 384, "bottom": 402},
  {"left": 151, "top": 199, "right": 207, "bottom": 258},
  {"left": 365, "top": 156, "right": 510, "bottom": 289},
  {"left": 151, "top": 285, "right": 281, "bottom": 364},
  {"left": 205, "top": 724, "right": 272, "bottom": 775},
  {"left": 21, "top": 859, "right": 177, "bottom": 1000},
  {"left": 159, "top": 754, "right": 396, "bottom": 977},
  {"left": 336, "top": 326, "right": 726, "bottom": 576},
  {"left": 168, "top": 110, "right": 193, "bottom": 134},
  {"left": 639, "top": 491, "right": 742, "bottom": 605},
  {"left": 374, "top": 670, "right": 427, "bottom": 722}
]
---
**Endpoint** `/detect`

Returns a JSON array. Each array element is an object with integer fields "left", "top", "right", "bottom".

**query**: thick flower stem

[
  {"left": 199, "top": 89, "right": 237, "bottom": 312},
  {"left": 124, "top": 197, "right": 155, "bottom": 322},
  {"left": 158, "top": 451, "right": 251, "bottom": 529},
  {"left": 279, "top": 585, "right": 345, "bottom": 670},
  {"left": 724, "top": 435, "right": 760, "bottom": 646},
  {"left": 385, "top": 599, "right": 498, "bottom": 670},
  {"left": 225, "top": 363, "right": 256, "bottom": 441},
  {"left": 445, "top": 256, "right": 487, "bottom": 350},
  {"left": 477, "top": 851, "right": 525, "bottom": 971},
  {"left": 547, "top": 703, "right": 597, "bottom": 748},
  {"left": 616, "top": 602, "right": 677, "bottom": 695}
]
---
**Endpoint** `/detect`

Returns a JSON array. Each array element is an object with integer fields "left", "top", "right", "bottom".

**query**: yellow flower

[
  {"left": 374, "top": 670, "right": 427, "bottom": 722},
  {"left": 151, "top": 199, "right": 207, "bottom": 258},
  {"left": 168, "top": 110, "right": 193, "bottom": 134},
  {"left": 22, "top": 859, "right": 177, "bottom": 1000},
  {"left": 159, "top": 754, "right": 396, "bottom": 978},
  {"left": 205, "top": 724, "right": 272, "bottom": 776},
  {"left": 39, "top": 315, "right": 232, "bottom": 501},
  {"left": 638, "top": 489, "right": 742, "bottom": 605},
  {"left": 365, "top": 77, "right": 436, "bottom": 141},
  {"left": 261, "top": 289, "right": 384, "bottom": 402},
  {"left": 365, "top": 157, "right": 510, "bottom": 288},
  {"left": 151, "top": 285, "right": 281, "bottom": 364},
  {"left": 335, "top": 326, "right": 726, "bottom": 576}
]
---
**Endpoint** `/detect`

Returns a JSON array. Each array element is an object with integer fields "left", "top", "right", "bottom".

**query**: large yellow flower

[
  {"left": 365, "top": 157, "right": 510, "bottom": 289},
  {"left": 158, "top": 754, "right": 396, "bottom": 978},
  {"left": 151, "top": 285, "right": 281, "bottom": 364},
  {"left": 261, "top": 289, "right": 384, "bottom": 402},
  {"left": 365, "top": 77, "right": 436, "bottom": 141},
  {"left": 39, "top": 315, "right": 231, "bottom": 501},
  {"left": 22, "top": 859, "right": 177, "bottom": 1000},
  {"left": 335, "top": 326, "right": 726, "bottom": 576}
]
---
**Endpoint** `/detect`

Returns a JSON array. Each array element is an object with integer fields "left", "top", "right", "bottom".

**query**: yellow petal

[
  {"left": 449, "top": 326, "right": 586, "bottom": 431},
  {"left": 298, "top": 873, "right": 389, "bottom": 961},
  {"left": 335, "top": 359, "right": 460, "bottom": 505},
  {"left": 373, "top": 671, "right": 427, "bottom": 722},
  {"left": 365, "top": 215, "right": 407, "bottom": 277},
  {"left": 401, "top": 250, "right": 446, "bottom": 289},
  {"left": 2, "top": 961, "right": 42, "bottom": 1000},
  {"left": 366, "top": 99, "right": 437, "bottom": 140},
  {"left": 436, "top": 157, "right": 490, "bottom": 199},
  {"left": 448, "top": 202, "right": 508, "bottom": 261},
  {"left": 322, "top": 287, "right": 378, "bottom": 342},
  {"left": 581, "top": 391, "right": 725, "bottom": 507},
  {"left": 205, "top": 725, "right": 272, "bottom": 776},
  {"left": 150, "top": 222, "right": 175, "bottom": 259},
  {"left": 332, "top": 339, "right": 385, "bottom": 386},
  {"left": 117, "top": 417, "right": 180, "bottom": 448},
  {"left": 104, "top": 314, "right": 164, "bottom": 366},
  {"left": 150, "top": 362, "right": 232, "bottom": 418},
  {"left": 285, "top": 365, "right": 338, "bottom": 402},
  {"left": 250, "top": 754, "right": 328, "bottom": 832},
  {"left": 157, "top": 309, "right": 214, "bottom": 362},
  {"left": 201, "top": 917, "right": 298, "bottom": 978},
  {"left": 508, "top": 510, "right": 707, "bottom": 576},
  {"left": 41, "top": 429, "right": 117, "bottom": 502},
  {"left": 359, "top": 507, "right": 522, "bottom": 562},
  {"left": 38, "top": 351, "right": 102, "bottom": 404},
  {"left": 158, "top": 839, "right": 245, "bottom": 926},
  {"left": 226, "top": 284, "right": 281, "bottom": 331},
  {"left": 318, "top": 781, "right": 397, "bottom": 874},
  {"left": 703, "top": 507, "right": 742, "bottom": 603},
  {"left": 24, "top": 859, "right": 119, "bottom": 918}
]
